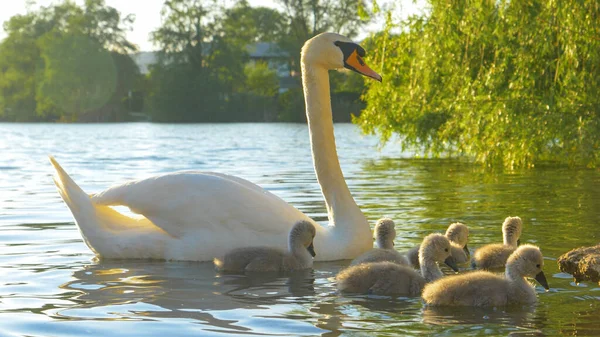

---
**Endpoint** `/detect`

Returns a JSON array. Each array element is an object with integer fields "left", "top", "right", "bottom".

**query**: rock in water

[{"left": 557, "top": 244, "right": 600, "bottom": 284}]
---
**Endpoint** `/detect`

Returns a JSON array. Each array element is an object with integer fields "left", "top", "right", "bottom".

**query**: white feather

[{"left": 49, "top": 33, "right": 376, "bottom": 262}]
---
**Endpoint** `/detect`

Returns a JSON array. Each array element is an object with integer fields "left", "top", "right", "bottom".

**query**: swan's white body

[{"left": 50, "top": 33, "right": 375, "bottom": 261}]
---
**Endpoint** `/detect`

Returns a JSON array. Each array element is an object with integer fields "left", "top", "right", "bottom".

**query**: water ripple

[{"left": 0, "top": 123, "right": 599, "bottom": 336}]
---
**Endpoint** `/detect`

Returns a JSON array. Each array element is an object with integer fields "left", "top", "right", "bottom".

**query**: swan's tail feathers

[
  {"left": 49, "top": 157, "right": 165, "bottom": 258},
  {"left": 49, "top": 156, "right": 85, "bottom": 202},
  {"left": 49, "top": 156, "right": 103, "bottom": 245}
]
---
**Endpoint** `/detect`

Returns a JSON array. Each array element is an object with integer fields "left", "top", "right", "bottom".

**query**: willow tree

[{"left": 358, "top": 0, "right": 600, "bottom": 168}]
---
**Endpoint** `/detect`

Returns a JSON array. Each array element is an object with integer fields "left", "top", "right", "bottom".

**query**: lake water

[{"left": 0, "top": 123, "right": 599, "bottom": 336}]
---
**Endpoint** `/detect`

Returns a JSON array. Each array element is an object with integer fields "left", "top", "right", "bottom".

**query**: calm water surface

[{"left": 0, "top": 123, "right": 599, "bottom": 336}]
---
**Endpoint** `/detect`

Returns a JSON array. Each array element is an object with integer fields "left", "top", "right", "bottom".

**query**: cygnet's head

[
  {"left": 289, "top": 220, "right": 317, "bottom": 257},
  {"left": 502, "top": 216, "right": 523, "bottom": 246},
  {"left": 374, "top": 218, "right": 396, "bottom": 249},
  {"left": 419, "top": 233, "right": 459, "bottom": 272},
  {"left": 445, "top": 222, "right": 469, "bottom": 252},
  {"left": 506, "top": 244, "right": 549, "bottom": 290},
  {"left": 301, "top": 32, "right": 382, "bottom": 81}
]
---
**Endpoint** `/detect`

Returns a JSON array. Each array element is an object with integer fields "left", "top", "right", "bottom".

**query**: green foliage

[
  {"left": 0, "top": 0, "right": 140, "bottom": 122},
  {"left": 147, "top": 63, "right": 221, "bottom": 122},
  {"left": 232, "top": 62, "right": 280, "bottom": 121},
  {"left": 275, "top": 0, "right": 370, "bottom": 72},
  {"left": 148, "top": 0, "right": 236, "bottom": 122},
  {"left": 244, "top": 63, "right": 279, "bottom": 97},
  {"left": 358, "top": 0, "right": 600, "bottom": 168},
  {"left": 221, "top": 0, "right": 285, "bottom": 44},
  {"left": 1, "top": 0, "right": 370, "bottom": 123},
  {"left": 277, "top": 88, "right": 305, "bottom": 122},
  {"left": 0, "top": 17, "right": 39, "bottom": 121},
  {"left": 36, "top": 32, "right": 117, "bottom": 120}
]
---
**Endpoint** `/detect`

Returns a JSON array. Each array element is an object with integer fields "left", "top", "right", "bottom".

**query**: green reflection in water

[{"left": 2, "top": 154, "right": 600, "bottom": 336}]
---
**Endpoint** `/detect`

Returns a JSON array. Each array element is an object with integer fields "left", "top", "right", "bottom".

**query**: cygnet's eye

[
  {"left": 444, "top": 248, "right": 449, "bottom": 252},
  {"left": 536, "top": 264, "right": 540, "bottom": 268}
]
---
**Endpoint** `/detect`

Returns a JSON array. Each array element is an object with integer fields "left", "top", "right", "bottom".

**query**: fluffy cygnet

[
  {"left": 349, "top": 218, "right": 409, "bottom": 266},
  {"left": 406, "top": 222, "right": 470, "bottom": 268},
  {"left": 336, "top": 233, "right": 458, "bottom": 296},
  {"left": 446, "top": 222, "right": 470, "bottom": 263},
  {"left": 472, "top": 216, "right": 522, "bottom": 270},
  {"left": 214, "top": 220, "right": 316, "bottom": 272},
  {"left": 422, "top": 244, "right": 549, "bottom": 306}
]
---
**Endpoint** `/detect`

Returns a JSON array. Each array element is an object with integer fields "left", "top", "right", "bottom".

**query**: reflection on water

[
  {"left": 421, "top": 305, "right": 540, "bottom": 330},
  {"left": 59, "top": 261, "right": 320, "bottom": 334},
  {"left": 1, "top": 123, "right": 600, "bottom": 336}
]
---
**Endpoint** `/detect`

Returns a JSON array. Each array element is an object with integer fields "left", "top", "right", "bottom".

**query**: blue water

[{"left": 1, "top": 123, "right": 599, "bottom": 336}]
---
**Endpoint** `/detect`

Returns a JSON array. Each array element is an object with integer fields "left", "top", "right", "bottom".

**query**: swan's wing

[{"left": 91, "top": 171, "right": 312, "bottom": 238}]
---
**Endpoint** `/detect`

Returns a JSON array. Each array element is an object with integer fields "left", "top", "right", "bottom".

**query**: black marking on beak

[
  {"left": 535, "top": 271, "right": 549, "bottom": 290},
  {"left": 334, "top": 41, "right": 382, "bottom": 82},
  {"left": 517, "top": 239, "right": 521, "bottom": 246},
  {"left": 463, "top": 244, "right": 470, "bottom": 256},
  {"left": 335, "top": 40, "right": 365, "bottom": 57},
  {"left": 444, "top": 255, "right": 459, "bottom": 272},
  {"left": 307, "top": 243, "right": 316, "bottom": 257}
]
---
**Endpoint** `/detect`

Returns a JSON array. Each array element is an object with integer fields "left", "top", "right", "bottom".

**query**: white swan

[{"left": 49, "top": 32, "right": 382, "bottom": 261}]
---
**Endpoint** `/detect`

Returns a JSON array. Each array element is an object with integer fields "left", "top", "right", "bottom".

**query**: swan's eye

[
  {"left": 536, "top": 264, "right": 540, "bottom": 268},
  {"left": 444, "top": 248, "right": 448, "bottom": 252}
]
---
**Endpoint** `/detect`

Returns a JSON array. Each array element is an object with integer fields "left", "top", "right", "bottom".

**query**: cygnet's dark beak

[
  {"left": 535, "top": 271, "right": 550, "bottom": 290},
  {"left": 517, "top": 239, "right": 521, "bottom": 246},
  {"left": 463, "top": 244, "right": 470, "bottom": 256},
  {"left": 307, "top": 243, "right": 316, "bottom": 257},
  {"left": 444, "top": 255, "right": 459, "bottom": 272}
]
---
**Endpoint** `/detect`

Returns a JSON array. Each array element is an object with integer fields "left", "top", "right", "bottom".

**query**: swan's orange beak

[{"left": 344, "top": 50, "right": 382, "bottom": 82}]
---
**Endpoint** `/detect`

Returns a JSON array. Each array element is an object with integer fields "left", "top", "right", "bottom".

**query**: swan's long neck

[{"left": 301, "top": 64, "right": 364, "bottom": 229}]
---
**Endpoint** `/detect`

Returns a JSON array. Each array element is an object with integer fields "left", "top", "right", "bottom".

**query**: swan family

[
  {"left": 210, "top": 215, "right": 549, "bottom": 306},
  {"left": 49, "top": 32, "right": 552, "bottom": 307},
  {"left": 50, "top": 32, "right": 381, "bottom": 262}
]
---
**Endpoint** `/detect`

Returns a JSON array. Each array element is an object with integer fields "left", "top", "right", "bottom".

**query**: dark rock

[{"left": 557, "top": 244, "right": 600, "bottom": 284}]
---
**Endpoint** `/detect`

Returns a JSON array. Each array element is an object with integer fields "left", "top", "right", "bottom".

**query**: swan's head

[
  {"left": 301, "top": 32, "right": 382, "bottom": 82},
  {"left": 445, "top": 222, "right": 469, "bottom": 253},
  {"left": 506, "top": 244, "right": 549, "bottom": 290},
  {"left": 502, "top": 216, "right": 523, "bottom": 246},
  {"left": 289, "top": 220, "right": 317, "bottom": 257},
  {"left": 419, "top": 233, "right": 459, "bottom": 272},
  {"left": 374, "top": 218, "right": 396, "bottom": 249}
]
